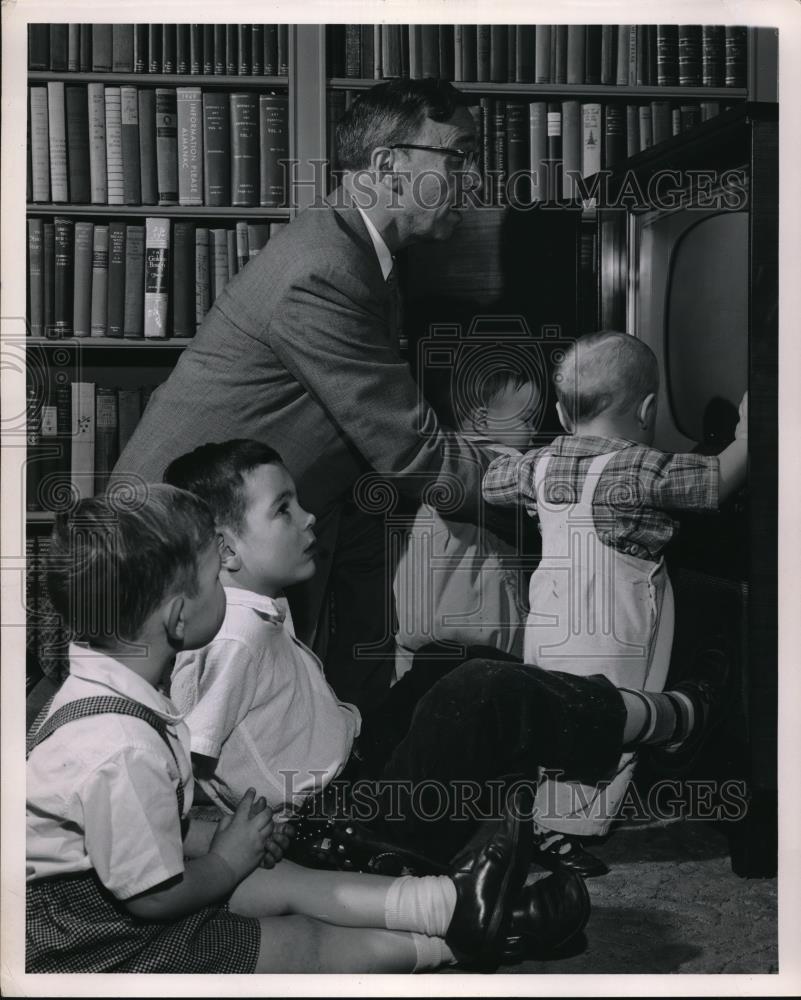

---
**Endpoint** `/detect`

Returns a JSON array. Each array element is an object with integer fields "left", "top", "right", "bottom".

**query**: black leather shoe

[
  {"left": 502, "top": 871, "right": 591, "bottom": 962},
  {"left": 532, "top": 831, "right": 609, "bottom": 878},
  {"left": 445, "top": 786, "right": 533, "bottom": 969}
]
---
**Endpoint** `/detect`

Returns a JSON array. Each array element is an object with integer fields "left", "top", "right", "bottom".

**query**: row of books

[
  {"left": 27, "top": 381, "right": 156, "bottom": 511},
  {"left": 327, "top": 24, "right": 748, "bottom": 88},
  {"left": 27, "top": 217, "right": 286, "bottom": 340},
  {"left": 28, "top": 84, "right": 290, "bottom": 208},
  {"left": 328, "top": 93, "right": 728, "bottom": 204},
  {"left": 28, "top": 23, "right": 290, "bottom": 76},
  {"left": 26, "top": 532, "right": 69, "bottom": 686}
]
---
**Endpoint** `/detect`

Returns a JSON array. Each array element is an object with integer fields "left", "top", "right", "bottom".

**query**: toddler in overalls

[{"left": 483, "top": 330, "right": 748, "bottom": 876}]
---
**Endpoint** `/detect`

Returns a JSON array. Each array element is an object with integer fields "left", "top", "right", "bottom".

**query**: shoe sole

[{"left": 501, "top": 873, "right": 591, "bottom": 962}]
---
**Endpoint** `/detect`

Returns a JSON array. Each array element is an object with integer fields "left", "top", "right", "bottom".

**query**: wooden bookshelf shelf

[
  {"left": 327, "top": 78, "right": 749, "bottom": 100},
  {"left": 28, "top": 71, "right": 290, "bottom": 89},
  {"left": 27, "top": 337, "right": 193, "bottom": 349},
  {"left": 27, "top": 511, "right": 56, "bottom": 524},
  {"left": 26, "top": 205, "right": 293, "bottom": 219}
]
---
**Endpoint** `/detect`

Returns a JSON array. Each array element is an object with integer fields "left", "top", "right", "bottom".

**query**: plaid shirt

[{"left": 482, "top": 434, "right": 719, "bottom": 561}]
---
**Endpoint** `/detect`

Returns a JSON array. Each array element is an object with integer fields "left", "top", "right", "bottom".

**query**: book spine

[
  {"left": 277, "top": 25, "right": 289, "bottom": 74},
  {"left": 71, "top": 381, "right": 96, "bottom": 500},
  {"left": 226, "top": 24, "right": 238, "bottom": 76},
  {"left": 47, "top": 82, "right": 68, "bottom": 203},
  {"left": 92, "top": 24, "right": 112, "bottom": 72},
  {"left": 251, "top": 25, "right": 263, "bottom": 75},
  {"left": 345, "top": 25, "right": 361, "bottom": 78},
  {"left": 65, "top": 85, "right": 90, "bottom": 204},
  {"left": 190, "top": 24, "right": 202, "bottom": 74},
  {"left": 247, "top": 223, "right": 269, "bottom": 258},
  {"left": 230, "top": 92, "right": 259, "bottom": 207},
  {"left": 90, "top": 225, "right": 109, "bottom": 337},
  {"left": 600, "top": 25, "right": 616, "bottom": 85},
  {"left": 628, "top": 24, "right": 638, "bottom": 85},
  {"left": 203, "top": 25, "right": 214, "bottom": 75},
  {"left": 134, "top": 24, "right": 148, "bottom": 73},
  {"left": 227, "top": 228, "right": 237, "bottom": 278},
  {"left": 68, "top": 24, "right": 80, "bottom": 73},
  {"left": 120, "top": 86, "right": 142, "bottom": 205},
  {"left": 360, "top": 24, "right": 376, "bottom": 78},
  {"left": 626, "top": 104, "right": 640, "bottom": 159},
  {"left": 453, "top": 26, "right": 464, "bottom": 82},
  {"left": 211, "top": 228, "right": 229, "bottom": 301},
  {"left": 112, "top": 24, "right": 134, "bottom": 73},
  {"left": 195, "top": 227, "right": 210, "bottom": 326},
  {"left": 264, "top": 25, "right": 278, "bottom": 75},
  {"left": 638, "top": 105, "right": 653, "bottom": 152},
  {"left": 725, "top": 26, "right": 747, "bottom": 87},
  {"left": 581, "top": 102, "right": 602, "bottom": 178},
  {"left": 177, "top": 87, "right": 203, "bottom": 206},
  {"left": 55, "top": 384, "right": 72, "bottom": 490},
  {"left": 30, "top": 87, "right": 51, "bottom": 203},
  {"left": 679, "top": 103, "right": 701, "bottom": 132},
  {"left": 104, "top": 86, "right": 124, "bottom": 206},
  {"left": 72, "top": 221, "right": 94, "bottom": 338},
  {"left": 54, "top": 218, "right": 74, "bottom": 337},
  {"left": 490, "top": 25, "right": 507, "bottom": 83},
  {"left": 505, "top": 101, "right": 528, "bottom": 204},
  {"left": 479, "top": 96, "right": 492, "bottom": 200},
  {"left": 213, "top": 24, "right": 225, "bottom": 74},
  {"left": 566, "top": 26, "right": 586, "bottom": 84},
  {"left": 148, "top": 24, "right": 163, "bottom": 73},
  {"left": 161, "top": 24, "right": 176, "bottom": 73},
  {"left": 39, "top": 395, "right": 60, "bottom": 511},
  {"left": 616, "top": 25, "right": 631, "bottom": 85},
  {"left": 28, "top": 25, "right": 50, "bottom": 71},
  {"left": 172, "top": 221, "right": 196, "bottom": 338},
  {"left": 49, "top": 24, "right": 68, "bottom": 70},
  {"left": 123, "top": 225, "right": 145, "bottom": 338},
  {"left": 603, "top": 104, "right": 626, "bottom": 169},
  {"left": 80, "top": 24, "right": 93, "bottom": 73},
  {"left": 439, "top": 25, "right": 455, "bottom": 80},
  {"left": 420, "top": 26, "right": 437, "bottom": 78},
  {"left": 43, "top": 224, "right": 55, "bottom": 336},
  {"left": 382, "top": 25, "right": 403, "bottom": 79},
  {"left": 584, "top": 25, "right": 602, "bottom": 85},
  {"left": 491, "top": 99, "right": 506, "bottom": 206},
  {"left": 546, "top": 102, "right": 562, "bottom": 203},
  {"left": 95, "top": 387, "right": 119, "bottom": 495},
  {"left": 138, "top": 89, "right": 157, "bottom": 205},
  {"left": 27, "top": 111, "right": 32, "bottom": 203},
  {"left": 656, "top": 25, "right": 679, "bottom": 86},
  {"left": 259, "top": 92, "right": 289, "bottom": 208},
  {"left": 515, "top": 25, "right": 534, "bottom": 84},
  {"left": 461, "top": 25, "right": 477, "bottom": 82},
  {"left": 28, "top": 219, "right": 44, "bottom": 337},
  {"left": 203, "top": 92, "right": 230, "bottom": 207},
  {"left": 236, "top": 24, "right": 251, "bottom": 74},
  {"left": 176, "top": 24, "right": 190, "bottom": 74},
  {"left": 562, "top": 100, "right": 581, "bottom": 200},
  {"left": 651, "top": 100, "right": 672, "bottom": 146},
  {"left": 117, "top": 387, "right": 142, "bottom": 455},
  {"left": 236, "top": 220, "right": 249, "bottom": 269},
  {"left": 107, "top": 222, "right": 126, "bottom": 338},
  {"left": 702, "top": 26, "right": 725, "bottom": 87},
  {"left": 678, "top": 25, "right": 702, "bottom": 86},
  {"left": 553, "top": 25, "right": 568, "bottom": 83},
  {"left": 155, "top": 88, "right": 178, "bottom": 205},
  {"left": 144, "top": 217, "right": 170, "bottom": 339},
  {"left": 700, "top": 100, "right": 721, "bottom": 122},
  {"left": 635, "top": 25, "right": 648, "bottom": 86},
  {"left": 534, "top": 25, "right": 551, "bottom": 83},
  {"left": 506, "top": 25, "right": 517, "bottom": 84},
  {"left": 476, "top": 26, "right": 491, "bottom": 83},
  {"left": 87, "top": 83, "right": 107, "bottom": 204}
]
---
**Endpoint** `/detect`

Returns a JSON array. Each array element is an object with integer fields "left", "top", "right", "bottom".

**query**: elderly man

[{"left": 113, "top": 79, "right": 496, "bottom": 709}]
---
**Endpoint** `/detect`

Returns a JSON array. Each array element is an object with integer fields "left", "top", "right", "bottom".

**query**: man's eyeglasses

[{"left": 389, "top": 143, "right": 480, "bottom": 171}]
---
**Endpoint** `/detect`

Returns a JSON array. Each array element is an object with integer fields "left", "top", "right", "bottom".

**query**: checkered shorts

[{"left": 27, "top": 870, "right": 261, "bottom": 974}]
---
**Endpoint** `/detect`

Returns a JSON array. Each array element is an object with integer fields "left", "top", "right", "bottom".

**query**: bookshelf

[{"left": 24, "top": 21, "right": 778, "bottom": 685}]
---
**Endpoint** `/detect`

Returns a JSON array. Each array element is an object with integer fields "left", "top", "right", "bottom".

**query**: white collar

[
  {"left": 355, "top": 205, "right": 395, "bottom": 281},
  {"left": 223, "top": 586, "right": 289, "bottom": 624},
  {"left": 68, "top": 643, "right": 183, "bottom": 723}
]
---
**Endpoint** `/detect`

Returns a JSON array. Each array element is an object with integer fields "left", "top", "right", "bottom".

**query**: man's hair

[
  {"left": 336, "top": 78, "right": 467, "bottom": 172},
  {"left": 553, "top": 330, "right": 659, "bottom": 424},
  {"left": 46, "top": 484, "right": 215, "bottom": 648},
  {"left": 164, "top": 439, "right": 283, "bottom": 533}
]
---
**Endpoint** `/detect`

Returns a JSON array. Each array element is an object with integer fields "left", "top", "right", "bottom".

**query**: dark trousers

[{"left": 350, "top": 644, "right": 627, "bottom": 862}]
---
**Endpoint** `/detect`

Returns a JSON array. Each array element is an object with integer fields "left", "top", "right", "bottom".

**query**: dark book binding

[
  {"left": 65, "top": 85, "right": 90, "bottom": 204},
  {"left": 172, "top": 222, "right": 196, "bottom": 338},
  {"left": 106, "top": 222, "right": 126, "bottom": 338},
  {"left": 678, "top": 25, "right": 702, "bottom": 86},
  {"left": 138, "top": 89, "right": 158, "bottom": 205},
  {"left": 259, "top": 92, "right": 289, "bottom": 208},
  {"left": 92, "top": 24, "right": 112, "bottom": 72},
  {"left": 112, "top": 24, "right": 134, "bottom": 72},
  {"left": 203, "top": 91, "right": 231, "bottom": 207},
  {"left": 53, "top": 218, "right": 74, "bottom": 338},
  {"left": 230, "top": 92, "right": 260, "bottom": 207}
]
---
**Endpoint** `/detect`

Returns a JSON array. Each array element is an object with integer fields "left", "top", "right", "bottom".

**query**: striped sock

[
  {"left": 621, "top": 689, "right": 681, "bottom": 749},
  {"left": 660, "top": 691, "right": 697, "bottom": 750}
]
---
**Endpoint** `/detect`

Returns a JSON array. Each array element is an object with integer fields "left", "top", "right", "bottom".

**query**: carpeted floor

[{"left": 500, "top": 817, "right": 778, "bottom": 975}]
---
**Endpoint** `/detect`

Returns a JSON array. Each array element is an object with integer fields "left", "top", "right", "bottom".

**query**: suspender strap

[{"left": 27, "top": 696, "right": 185, "bottom": 816}]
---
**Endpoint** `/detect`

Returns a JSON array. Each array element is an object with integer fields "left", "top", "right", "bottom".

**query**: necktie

[{"left": 385, "top": 265, "right": 407, "bottom": 355}]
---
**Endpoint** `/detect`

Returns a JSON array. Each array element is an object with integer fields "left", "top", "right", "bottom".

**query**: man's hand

[{"left": 735, "top": 391, "right": 748, "bottom": 441}]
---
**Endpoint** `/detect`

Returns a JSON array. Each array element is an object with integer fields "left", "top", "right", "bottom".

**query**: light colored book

[{"left": 144, "top": 217, "right": 170, "bottom": 339}]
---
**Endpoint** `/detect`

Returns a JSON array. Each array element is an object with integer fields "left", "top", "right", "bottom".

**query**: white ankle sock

[
  {"left": 410, "top": 933, "right": 457, "bottom": 972},
  {"left": 384, "top": 874, "right": 458, "bottom": 938}
]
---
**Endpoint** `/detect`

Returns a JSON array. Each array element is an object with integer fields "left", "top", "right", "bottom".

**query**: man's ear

[
  {"left": 370, "top": 145, "right": 403, "bottom": 193},
  {"left": 164, "top": 595, "right": 185, "bottom": 644},
  {"left": 556, "top": 400, "right": 574, "bottom": 434},
  {"left": 218, "top": 528, "right": 242, "bottom": 572},
  {"left": 638, "top": 392, "right": 657, "bottom": 429}
]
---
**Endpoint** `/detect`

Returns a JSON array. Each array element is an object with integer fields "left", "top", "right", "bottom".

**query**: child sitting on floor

[
  {"left": 482, "top": 329, "right": 748, "bottom": 877},
  {"left": 25, "top": 485, "right": 539, "bottom": 974},
  {"left": 393, "top": 347, "right": 542, "bottom": 678}
]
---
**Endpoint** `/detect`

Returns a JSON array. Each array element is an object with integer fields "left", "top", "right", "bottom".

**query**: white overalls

[{"left": 525, "top": 451, "right": 675, "bottom": 836}]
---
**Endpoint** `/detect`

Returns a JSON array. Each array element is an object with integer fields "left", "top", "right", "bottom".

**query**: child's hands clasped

[{"left": 209, "top": 788, "right": 277, "bottom": 882}]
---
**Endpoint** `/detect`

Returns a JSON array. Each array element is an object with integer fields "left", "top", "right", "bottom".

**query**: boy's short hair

[
  {"left": 446, "top": 343, "right": 541, "bottom": 429},
  {"left": 554, "top": 330, "right": 659, "bottom": 424},
  {"left": 164, "top": 439, "right": 282, "bottom": 533},
  {"left": 46, "top": 484, "right": 215, "bottom": 648}
]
